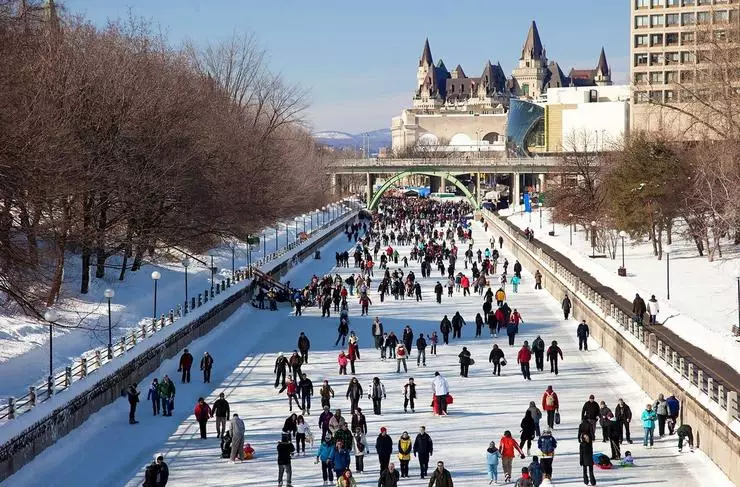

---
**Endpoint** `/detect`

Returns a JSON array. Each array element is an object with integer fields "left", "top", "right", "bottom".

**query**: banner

[{"left": 523, "top": 193, "right": 532, "bottom": 213}]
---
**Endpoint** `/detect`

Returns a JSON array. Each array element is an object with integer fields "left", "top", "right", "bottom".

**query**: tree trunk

[
  {"left": 95, "top": 198, "right": 109, "bottom": 279},
  {"left": 650, "top": 221, "right": 658, "bottom": 257},
  {"left": 80, "top": 195, "right": 95, "bottom": 294},
  {"left": 47, "top": 202, "right": 72, "bottom": 306},
  {"left": 131, "top": 244, "right": 145, "bottom": 272},
  {"left": 119, "top": 227, "right": 133, "bottom": 281},
  {"left": 666, "top": 220, "right": 673, "bottom": 245}
]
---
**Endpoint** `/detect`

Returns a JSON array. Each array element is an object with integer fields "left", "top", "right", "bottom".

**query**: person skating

[
  {"left": 403, "top": 377, "right": 417, "bottom": 413},
  {"left": 283, "top": 377, "right": 302, "bottom": 412},
  {"left": 527, "top": 401, "right": 543, "bottom": 438},
  {"left": 330, "top": 439, "right": 352, "bottom": 478},
  {"left": 378, "top": 462, "right": 400, "bottom": 487},
  {"left": 274, "top": 353, "right": 290, "bottom": 389},
  {"left": 397, "top": 431, "right": 413, "bottom": 478},
  {"left": 229, "top": 413, "right": 245, "bottom": 462},
  {"left": 434, "top": 282, "right": 443, "bottom": 303},
  {"left": 376, "top": 427, "right": 394, "bottom": 473},
  {"left": 277, "top": 432, "right": 295, "bottom": 487},
  {"left": 546, "top": 341, "right": 563, "bottom": 375},
  {"left": 143, "top": 453, "right": 169, "bottom": 487},
  {"left": 372, "top": 317, "right": 384, "bottom": 349},
  {"left": 520, "top": 410, "right": 536, "bottom": 455},
  {"left": 147, "top": 379, "right": 160, "bottom": 416},
  {"left": 353, "top": 426, "right": 368, "bottom": 473},
  {"left": 200, "top": 352, "right": 214, "bottom": 383},
  {"left": 653, "top": 393, "right": 669, "bottom": 437},
  {"left": 127, "top": 382, "right": 140, "bottom": 424},
  {"left": 581, "top": 395, "right": 600, "bottom": 440},
  {"left": 417, "top": 334, "right": 428, "bottom": 367},
  {"left": 489, "top": 344, "right": 505, "bottom": 376},
  {"left": 329, "top": 408, "right": 345, "bottom": 436},
  {"left": 414, "top": 426, "right": 433, "bottom": 479},
  {"left": 498, "top": 236, "right": 504, "bottom": 248},
  {"left": 337, "top": 469, "right": 358, "bottom": 487},
  {"left": 359, "top": 294, "right": 372, "bottom": 316},
  {"left": 451, "top": 311, "right": 466, "bottom": 339},
  {"left": 506, "top": 319, "right": 518, "bottom": 347},
  {"left": 598, "top": 401, "right": 613, "bottom": 442},
  {"left": 495, "top": 288, "right": 506, "bottom": 307},
  {"left": 429, "top": 332, "right": 438, "bottom": 356},
  {"left": 514, "top": 466, "right": 534, "bottom": 487},
  {"left": 289, "top": 350, "right": 303, "bottom": 381},
  {"left": 614, "top": 398, "right": 633, "bottom": 444},
  {"left": 346, "top": 377, "right": 364, "bottom": 414},
  {"left": 499, "top": 430, "right": 526, "bottom": 483},
  {"left": 369, "top": 377, "right": 387, "bottom": 415},
  {"left": 641, "top": 403, "right": 657, "bottom": 448},
  {"left": 385, "top": 331, "right": 399, "bottom": 359},
  {"left": 517, "top": 341, "right": 532, "bottom": 380},
  {"left": 458, "top": 347, "right": 472, "bottom": 378},
  {"left": 531, "top": 336, "right": 545, "bottom": 371},
  {"left": 194, "top": 397, "right": 211, "bottom": 439},
  {"left": 440, "top": 315, "right": 452, "bottom": 345},
  {"left": 647, "top": 295, "right": 659, "bottom": 324},
  {"left": 298, "top": 373, "right": 314, "bottom": 415},
  {"left": 428, "top": 460, "right": 454, "bottom": 487},
  {"left": 534, "top": 270, "right": 542, "bottom": 290},
  {"left": 317, "top": 433, "right": 336, "bottom": 485},
  {"left": 298, "top": 332, "right": 311, "bottom": 364},
  {"left": 211, "top": 392, "right": 230, "bottom": 438},
  {"left": 541, "top": 386, "right": 559, "bottom": 430},
  {"left": 402, "top": 325, "right": 414, "bottom": 356},
  {"left": 432, "top": 372, "right": 450, "bottom": 416},
  {"left": 579, "top": 433, "right": 596, "bottom": 486},
  {"left": 475, "top": 312, "right": 484, "bottom": 338},
  {"left": 513, "top": 260, "right": 522, "bottom": 278},
  {"left": 415, "top": 282, "right": 423, "bottom": 301},
  {"left": 348, "top": 337, "right": 360, "bottom": 374},
  {"left": 396, "top": 342, "right": 408, "bottom": 373},
  {"left": 577, "top": 320, "right": 590, "bottom": 351},
  {"left": 178, "top": 349, "right": 193, "bottom": 384},
  {"left": 677, "top": 424, "right": 694, "bottom": 452},
  {"left": 537, "top": 429, "right": 557, "bottom": 480},
  {"left": 320, "top": 380, "right": 335, "bottom": 410},
  {"left": 158, "top": 375, "right": 175, "bottom": 416},
  {"left": 561, "top": 295, "right": 571, "bottom": 320},
  {"left": 486, "top": 442, "right": 501, "bottom": 485},
  {"left": 334, "top": 420, "right": 354, "bottom": 449},
  {"left": 351, "top": 407, "right": 367, "bottom": 435},
  {"left": 666, "top": 394, "right": 679, "bottom": 435},
  {"left": 338, "top": 351, "right": 349, "bottom": 375},
  {"left": 336, "top": 317, "right": 350, "bottom": 347}
]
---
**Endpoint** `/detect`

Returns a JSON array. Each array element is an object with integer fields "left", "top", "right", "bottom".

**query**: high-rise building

[{"left": 630, "top": 0, "right": 740, "bottom": 134}]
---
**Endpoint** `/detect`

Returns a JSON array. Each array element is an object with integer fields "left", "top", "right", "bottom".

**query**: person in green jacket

[
  {"left": 158, "top": 375, "right": 176, "bottom": 416},
  {"left": 641, "top": 404, "right": 657, "bottom": 448}
]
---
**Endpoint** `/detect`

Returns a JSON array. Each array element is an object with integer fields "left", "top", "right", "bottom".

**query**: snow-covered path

[{"left": 4, "top": 220, "right": 731, "bottom": 487}]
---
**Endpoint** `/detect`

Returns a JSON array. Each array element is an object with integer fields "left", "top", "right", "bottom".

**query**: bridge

[{"left": 326, "top": 156, "right": 563, "bottom": 210}]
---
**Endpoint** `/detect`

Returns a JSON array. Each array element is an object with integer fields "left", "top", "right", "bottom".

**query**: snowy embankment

[
  {"left": 502, "top": 208, "right": 740, "bottom": 375},
  {"left": 0, "top": 204, "right": 357, "bottom": 410},
  {"left": 3, "top": 219, "right": 731, "bottom": 487}
]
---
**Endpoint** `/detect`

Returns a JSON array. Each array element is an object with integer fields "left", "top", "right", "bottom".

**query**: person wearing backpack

[
  {"left": 541, "top": 386, "right": 559, "bottom": 430},
  {"left": 143, "top": 454, "right": 169, "bottom": 487},
  {"left": 537, "top": 429, "right": 558, "bottom": 479},
  {"left": 352, "top": 426, "right": 368, "bottom": 473}
]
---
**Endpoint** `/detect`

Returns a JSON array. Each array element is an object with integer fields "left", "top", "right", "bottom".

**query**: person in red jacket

[
  {"left": 460, "top": 275, "right": 471, "bottom": 296},
  {"left": 359, "top": 295, "right": 372, "bottom": 316},
  {"left": 348, "top": 339, "right": 360, "bottom": 375},
  {"left": 285, "top": 377, "right": 302, "bottom": 412},
  {"left": 499, "top": 430, "right": 526, "bottom": 483},
  {"left": 194, "top": 397, "right": 212, "bottom": 439},
  {"left": 517, "top": 341, "right": 532, "bottom": 381},
  {"left": 541, "top": 385, "right": 560, "bottom": 429},
  {"left": 178, "top": 348, "right": 194, "bottom": 383}
]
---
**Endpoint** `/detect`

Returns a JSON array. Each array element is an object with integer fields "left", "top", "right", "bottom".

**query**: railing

[
  {"left": 0, "top": 203, "right": 361, "bottom": 424},
  {"left": 481, "top": 208, "right": 740, "bottom": 424},
  {"left": 329, "top": 156, "right": 561, "bottom": 168}
]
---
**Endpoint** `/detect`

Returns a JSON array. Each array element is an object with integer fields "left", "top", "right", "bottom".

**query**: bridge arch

[{"left": 368, "top": 170, "right": 479, "bottom": 210}]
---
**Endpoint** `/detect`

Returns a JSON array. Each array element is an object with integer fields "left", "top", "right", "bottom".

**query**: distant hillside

[{"left": 314, "top": 128, "right": 391, "bottom": 155}]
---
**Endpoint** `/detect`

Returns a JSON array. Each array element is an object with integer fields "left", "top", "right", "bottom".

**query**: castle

[{"left": 392, "top": 21, "right": 612, "bottom": 152}]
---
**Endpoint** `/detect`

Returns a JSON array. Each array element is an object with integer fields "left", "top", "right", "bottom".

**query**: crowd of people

[{"left": 136, "top": 196, "right": 695, "bottom": 487}]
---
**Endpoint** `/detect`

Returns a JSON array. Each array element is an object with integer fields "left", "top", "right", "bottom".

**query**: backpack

[
  {"left": 356, "top": 437, "right": 365, "bottom": 452},
  {"left": 546, "top": 393, "right": 556, "bottom": 407}
]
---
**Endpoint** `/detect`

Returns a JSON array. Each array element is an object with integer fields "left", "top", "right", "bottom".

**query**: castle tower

[
  {"left": 417, "top": 38, "right": 434, "bottom": 94},
  {"left": 511, "top": 21, "right": 549, "bottom": 99},
  {"left": 594, "top": 47, "right": 612, "bottom": 86}
]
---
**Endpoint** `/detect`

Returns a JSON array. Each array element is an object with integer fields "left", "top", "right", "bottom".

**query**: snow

[
  {"left": 314, "top": 131, "right": 355, "bottom": 140},
  {"left": 0, "top": 206, "right": 354, "bottom": 402},
  {"left": 3, "top": 219, "right": 732, "bottom": 486},
  {"left": 503, "top": 208, "right": 740, "bottom": 375}
]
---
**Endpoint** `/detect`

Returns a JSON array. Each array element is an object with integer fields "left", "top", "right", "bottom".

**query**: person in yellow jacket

[
  {"left": 336, "top": 469, "right": 358, "bottom": 487},
  {"left": 397, "top": 431, "right": 413, "bottom": 478},
  {"left": 495, "top": 288, "right": 506, "bottom": 306}
]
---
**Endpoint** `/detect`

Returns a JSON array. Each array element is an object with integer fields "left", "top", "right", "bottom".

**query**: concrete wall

[
  {"left": 0, "top": 213, "right": 357, "bottom": 481},
  {"left": 480, "top": 211, "right": 740, "bottom": 482}
]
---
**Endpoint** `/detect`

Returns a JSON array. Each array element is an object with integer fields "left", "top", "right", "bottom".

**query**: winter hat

[
  {"left": 522, "top": 467, "right": 529, "bottom": 474},
  {"left": 380, "top": 427, "right": 387, "bottom": 433},
  {"left": 546, "top": 385, "right": 553, "bottom": 392},
  {"left": 154, "top": 453, "right": 164, "bottom": 461},
  {"left": 589, "top": 394, "right": 595, "bottom": 400}
]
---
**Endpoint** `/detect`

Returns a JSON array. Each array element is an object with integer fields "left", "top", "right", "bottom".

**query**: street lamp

[
  {"left": 735, "top": 266, "right": 740, "bottom": 334},
  {"left": 301, "top": 214, "right": 307, "bottom": 233},
  {"left": 262, "top": 230, "right": 266, "bottom": 257},
  {"left": 210, "top": 255, "right": 215, "bottom": 290},
  {"left": 315, "top": 208, "right": 321, "bottom": 227},
  {"left": 590, "top": 221, "right": 597, "bottom": 257},
  {"left": 294, "top": 217, "right": 301, "bottom": 242},
  {"left": 44, "top": 307, "right": 58, "bottom": 393},
  {"left": 321, "top": 206, "right": 327, "bottom": 225},
  {"left": 619, "top": 231, "right": 628, "bottom": 272},
  {"left": 275, "top": 226, "right": 279, "bottom": 252},
  {"left": 568, "top": 213, "right": 573, "bottom": 246},
  {"left": 151, "top": 271, "right": 161, "bottom": 323},
  {"left": 182, "top": 258, "right": 190, "bottom": 304},
  {"left": 664, "top": 244, "right": 672, "bottom": 300},
  {"left": 104, "top": 288, "right": 115, "bottom": 359}
]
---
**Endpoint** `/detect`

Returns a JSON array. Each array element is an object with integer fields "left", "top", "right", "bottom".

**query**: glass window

[
  {"left": 650, "top": 53, "right": 663, "bottom": 65},
  {"left": 651, "top": 14, "right": 664, "bottom": 26},
  {"left": 683, "top": 0, "right": 695, "bottom": 4},
  {"left": 651, "top": 0, "right": 663, "bottom": 6},
  {"left": 681, "top": 51, "right": 695, "bottom": 64},
  {"left": 635, "top": 15, "right": 649, "bottom": 28},
  {"left": 667, "top": 0, "right": 679, "bottom": 5},
  {"left": 635, "top": 91, "right": 649, "bottom": 104},
  {"left": 681, "top": 31, "right": 695, "bottom": 44},
  {"left": 651, "top": 34, "right": 664, "bottom": 46},
  {"left": 665, "top": 52, "right": 679, "bottom": 64},
  {"left": 635, "top": 53, "right": 649, "bottom": 65},
  {"left": 697, "top": 0, "right": 710, "bottom": 5},
  {"left": 682, "top": 12, "right": 695, "bottom": 25},
  {"left": 714, "top": 11, "right": 729, "bottom": 23},
  {"left": 650, "top": 91, "right": 663, "bottom": 103},
  {"left": 636, "top": 0, "right": 650, "bottom": 7},
  {"left": 666, "top": 13, "right": 679, "bottom": 25},
  {"left": 635, "top": 34, "right": 649, "bottom": 47},
  {"left": 634, "top": 72, "right": 647, "bottom": 84},
  {"left": 665, "top": 71, "right": 678, "bottom": 83},
  {"left": 697, "top": 11, "right": 710, "bottom": 24},
  {"left": 664, "top": 90, "right": 676, "bottom": 102},
  {"left": 650, "top": 72, "right": 663, "bottom": 83},
  {"left": 666, "top": 32, "right": 679, "bottom": 45}
]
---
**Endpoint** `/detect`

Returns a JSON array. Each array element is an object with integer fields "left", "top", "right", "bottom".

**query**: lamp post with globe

[
  {"left": 104, "top": 289, "right": 115, "bottom": 359},
  {"left": 151, "top": 271, "right": 161, "bottom": 324},
  {"left": 44, "top": 308, "right": 59, "bottom": 395}
]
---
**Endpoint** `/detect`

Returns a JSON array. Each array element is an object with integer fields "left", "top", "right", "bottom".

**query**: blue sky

[{"left": 62, "top": 1, "right": 629, "bottom": 134}]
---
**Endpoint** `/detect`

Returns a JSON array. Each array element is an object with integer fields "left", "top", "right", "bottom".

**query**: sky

[{"left": 61, "top": 1, "right": 630, "bottom": 134}]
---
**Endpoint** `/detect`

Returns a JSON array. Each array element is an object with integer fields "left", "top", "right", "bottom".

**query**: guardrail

[
  {"left": 481, "top": 208, "right": 740, "bottom": 424},
  {"left": 329, "top": 156, "right": 560, "bottom": 168},
  {"left": 0, "top": 202, "right": 361, "bottom": 425}
]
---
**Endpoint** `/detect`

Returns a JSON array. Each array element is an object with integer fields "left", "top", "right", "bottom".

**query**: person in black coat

[
  {"left": 376, "top": 427, "right": 394, "bottom": 473},
  {"left": 475, "top": 313, "right": 484, "bottom": 337},
  {"left": 458, "top": 347, "right": 472, "bottom": 377},
  {"left": 200, "top": 352, "right": 214, "bottom": 383},
  {"left": 378, "top": 462, "right": 400, "bottom": 487},
  {"left": 211, "top": 392, "right": 230, "bottom": 438},
  {"left": 143, "top": 454, "right": 169, "bottom": 487},
  {"left": 416, "top": 335, "right": 427, "bottom": 367},
  {"left": 608, "top": 419, "right": 622, "bottom": 460},
  {"left": 414, "top": 282, "right": 422, "bottom": 301},
  {"left": 127, "top": 383, "right": 140, "bottom": 424},
  {"left": 582, "top": 395, "right": 600, "bottom": 439},
  {"left": 577, "top": 320, "right": 590, "bottom": 351},
  {"left": 439, "top": 315, "right": 451, "bottom": 345},
  {"left": 434, "top": 282, "right": 443, "bottom": 303},
  {"left": 298, "top": 373, "right": 314, "bottom": 415},
  {"left": 351, "top": 408, "right": 367, "bottom": 434},
  {"left": 413, "top": 426, "right": 434, "bottom": 479},
  {"left": 579, "top": 433, "right": 596, "bottom": 486},
  {"left": 520, "top": 410, "right": 536, "bottom": 454},
  {"left": 513, "top": 260, "right": 522, "bottom": 278},
  {"left": 274, "top": 353, "right": 290, "bottom": 388},
  {"left": 614, "top": 398, "right": 633, "bottom": 444},
  {"left": 451, "top": 311, "right": 466, "bottom": 339},
  {"left": 282, "top": 413, "right": 298, "bottom": 439},
  {"left": 489, "top": 344, "right": 505, "bottom": 376},
  {"left": 297, "top": 332, "right": 311, "bottom": 364}
]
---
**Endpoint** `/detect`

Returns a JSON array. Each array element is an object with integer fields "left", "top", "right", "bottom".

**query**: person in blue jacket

[
  {"left": 329, "top": 439, "right": 352, "bottom": 478},
  {"left": 147, "top": 379, "right": 160, "bottom": 416},
  {"left": 486, "top": 442, "right": 501, "bottom": 484},
  {"left": 665, "top": 395, "right": 680, "bottom": 435},
  {"left": 316, "top": 436, "right": 336, "bottom": 484}
]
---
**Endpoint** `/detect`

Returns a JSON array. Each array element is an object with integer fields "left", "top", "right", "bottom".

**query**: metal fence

[
  {"left": 482, "top": 208, "right": 740, "bottom": 424},
  {"left": 0, "top": 204, "right": 361, "bottom": 424}
]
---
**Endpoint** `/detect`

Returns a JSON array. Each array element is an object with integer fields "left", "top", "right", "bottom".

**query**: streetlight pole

[
  {"left": 619, "top": 231, "right": 627, "bottom": 270},
  {"left": 568, "top": 214, "right": 573, "bottom": 246},
  {"left": 182, "top": 258, "right": 190, "bottom": 304},
  {"left": 665, "top": 245, "right": 672, "bottom": 300},
  {"left": 44, "top": 308, "right": 58, "bottom": 394},
  {"left": 736, "top": 270, "right": 740, "bottom": 334},
  {"left": 262, "top": 230, "right": 266, "bottom": 257},
  {"left": 210, "top": 255, "right": 215, "bottom": 291},
  {"left": 275, "top": 226, "right": 279, "bottom": 252},
  {"left": 104, "top": 289, "right": 114, "bottom": 359},
  {"left": 590, "top": 221, "right": 597, "bottom": 257},
  {"left": 231, "top": 245, "right": 235, "bottom": 277},
  {"left": 151, "top": 271, "right": 161, "bottom": 324}
]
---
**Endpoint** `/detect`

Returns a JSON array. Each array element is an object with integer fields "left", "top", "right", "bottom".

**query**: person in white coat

[
  {"left": 352, "top": 426, "right": 368, "bottom": 473},
  {"left": 647, "top": 295, "right": 659, "bottom": 325},
  {"left": 432, "top": 372, "right": 450, "bottom": 415},
  {"left": 229, "top": 413, "right": 246, "bottom": 462}
]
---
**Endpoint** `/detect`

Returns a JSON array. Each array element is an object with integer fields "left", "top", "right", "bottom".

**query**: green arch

[{"left": 368, "top": 170, "right": 479, "bottom": 210}]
